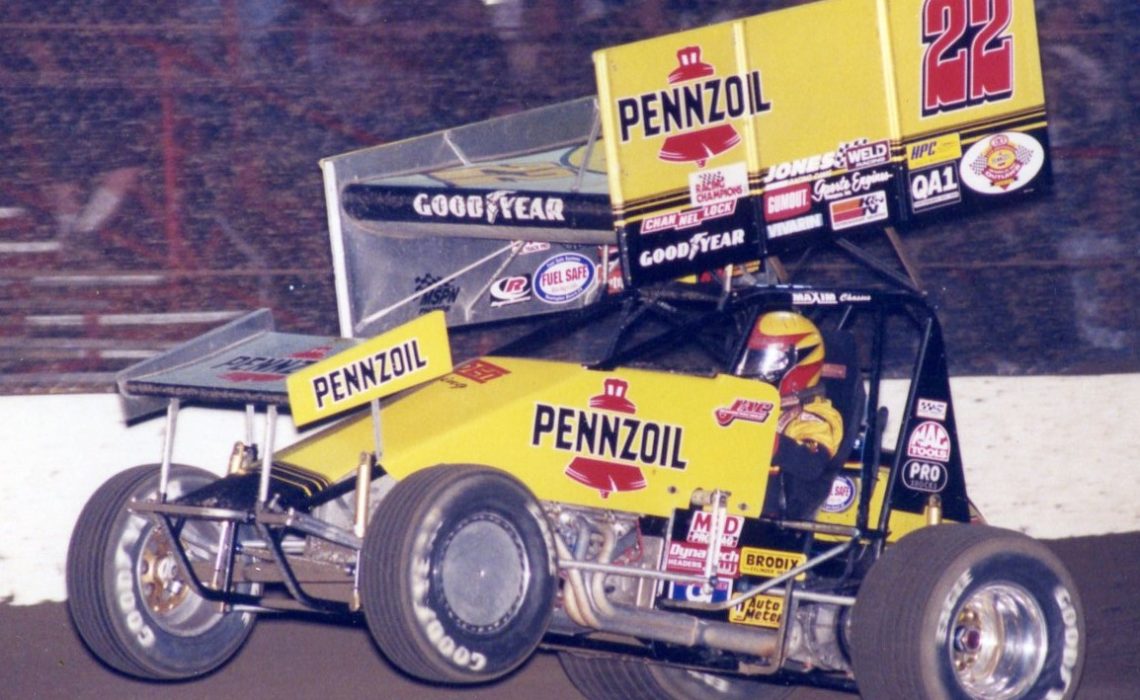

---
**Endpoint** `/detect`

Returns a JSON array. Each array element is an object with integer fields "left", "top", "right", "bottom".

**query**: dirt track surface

[{"left": 6, "top": 533, "right": 1137, "bottom": 699}]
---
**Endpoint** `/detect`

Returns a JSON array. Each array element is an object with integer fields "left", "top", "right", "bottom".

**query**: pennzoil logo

[
  {"left": 213, "top": 346, "right": 332, "bottom": 382},
  {"left": 616, "top": 46, "right": 771, "bottom": 167},
  {"left": 531, "top": 378, "right": 687, "bottom": 497}
]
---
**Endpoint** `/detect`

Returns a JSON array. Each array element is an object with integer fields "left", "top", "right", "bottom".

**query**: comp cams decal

[{"left": 531, "top": 378, "right": 688, "bottom": 497}]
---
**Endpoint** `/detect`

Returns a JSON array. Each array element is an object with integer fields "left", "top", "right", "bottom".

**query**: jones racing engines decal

[{"left": 531, "top": 378, "right": 687, "bottom": 497}]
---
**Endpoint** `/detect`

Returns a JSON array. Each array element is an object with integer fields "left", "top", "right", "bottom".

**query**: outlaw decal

[
  {"left": 960, "top": 131, "right": 1044, "bottom": 194},
  {"left": 531, "top": 378, "right": 688, "bottom": 497}
]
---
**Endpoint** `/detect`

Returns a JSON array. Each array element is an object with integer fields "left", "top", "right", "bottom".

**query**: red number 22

[{"left": 921, "top": 0, "right": 1014, "bottom": 116}]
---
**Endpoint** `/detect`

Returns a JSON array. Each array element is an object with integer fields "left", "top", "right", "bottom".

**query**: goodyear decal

[
  {"left": 740, "top": 547, "right": 807, "bottom": 579},
  {"left": 729, "top": 593, "right": 785, "bottom": 628},
  {"left": 287, "top": 311, "right": 452, "bottom": 426}
]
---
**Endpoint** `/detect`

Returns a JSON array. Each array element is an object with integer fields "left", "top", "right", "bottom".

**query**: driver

[{"left": 738, "top": 311, "right": 843, "bottom": 517}]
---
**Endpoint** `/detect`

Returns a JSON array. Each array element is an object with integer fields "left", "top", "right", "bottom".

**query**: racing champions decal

[{"left": 531, "top": 378, "right": 688, "bottom": 498}]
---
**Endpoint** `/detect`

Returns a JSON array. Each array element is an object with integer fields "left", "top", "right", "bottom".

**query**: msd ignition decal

[
  {"left": 829, "top": 191, "right": 889, "bottom": 231},
  {"left": 534, "top": 253, "right": 595, "bottom": 304},
  {"left": 960, "top": 131, "right": 1045, "bottom": 194},
  {"left": 489, "top": 274, "right": 531, "bottom": 307},
  {"left": 531, "top": 378, "right": 688, "bottom": 498},
  {"left": 686, "top": 510, "right": 745, "bottom": 547},
  {"left": 213, "top": 347, "right": 331, "bottom": 383},
  {"left": 616, "top": 46, "right": 771, "bottom": 167},
  {"left": 907, "top": 420, "right": 952, "bottom": 462},
  {"left": 921, "top": 0, "right": 1015, "bottom": 117}
]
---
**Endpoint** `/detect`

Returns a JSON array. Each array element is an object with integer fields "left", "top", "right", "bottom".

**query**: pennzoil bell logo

[
  {"left": 531, "top": 378, "right": 687, "bottom": 497},
  {"left": 616, "top": 46, "right": 771, "bottom": 167}
]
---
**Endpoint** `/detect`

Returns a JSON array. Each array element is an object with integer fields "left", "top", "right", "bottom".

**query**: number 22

[{"left": 921, "top": 0, "right": 1014, "bottom": 116}]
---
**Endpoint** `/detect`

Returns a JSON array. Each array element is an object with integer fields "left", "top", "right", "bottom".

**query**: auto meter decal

[
  {"left": 960, "top": 131, "right": 1045, "bottom": 194},
  {"left": 907, "top": 420, "right": 952, "bottom": 462},
  {"left": 534, "top": 253, "right": 595, "bottom": 304},
  {"left": 531, "top": 377, "right": 688, "bottom": 498}
]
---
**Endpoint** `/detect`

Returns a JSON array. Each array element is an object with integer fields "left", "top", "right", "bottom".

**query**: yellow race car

[{"left": 67, "top": 1, "right": 1084, "bottom": 698}]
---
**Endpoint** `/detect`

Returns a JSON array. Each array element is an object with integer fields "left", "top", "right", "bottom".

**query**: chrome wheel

[{"left": 950, "top": 583, "right": 1047, "bottom": 700}]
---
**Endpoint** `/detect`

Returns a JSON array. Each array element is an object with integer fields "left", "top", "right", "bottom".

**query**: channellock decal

[
  {"left": 534, "top": 253, "right": 595, "bottom": 304},
  {"left": 960, "top": 131, "right": 1045, "bottom": 195},
  {"left": 531, "top": 378, "right": 687, "bottom": 497},
  {"left": 615, "top": 45, "right": 771, "bottom": 167}
]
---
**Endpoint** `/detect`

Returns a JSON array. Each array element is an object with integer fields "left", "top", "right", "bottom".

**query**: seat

[{"left": 778, "top": 330, "right": 866, "bottom": 520}]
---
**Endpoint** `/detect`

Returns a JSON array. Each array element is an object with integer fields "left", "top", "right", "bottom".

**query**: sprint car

[{"left": 67, "top": 1, "right": 1085, "bottom": 698}]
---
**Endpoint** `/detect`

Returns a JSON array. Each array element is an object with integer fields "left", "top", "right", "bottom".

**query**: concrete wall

[{"left": 4, "top": 374, "right": 1137, "bottom": 605}]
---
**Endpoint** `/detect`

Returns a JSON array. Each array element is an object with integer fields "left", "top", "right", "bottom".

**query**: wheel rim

[
  {"left": 438, "top": 513, "right": 530, "bottom": 632},
  {"left": 134, "top": 521, "right": 225, "bottom": 636},
  {"left": 949, "top": 583, "right": 1048, "bottom": 699}
]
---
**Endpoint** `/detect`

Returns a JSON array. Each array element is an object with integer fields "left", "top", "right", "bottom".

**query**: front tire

[
  {"left": 851, "top": 524, "right": 1084, "bottom": 700},
  {"left": 66, "top": 465, "right": 256, "bottom": 680},
  {"left": 359, "top": 465, "right": 556, "bottom": 684}
]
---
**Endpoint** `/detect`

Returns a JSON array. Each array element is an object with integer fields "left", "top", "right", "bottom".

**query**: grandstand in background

[{"left": 0, "top": 0, "right": 1135, "bottom": 392}]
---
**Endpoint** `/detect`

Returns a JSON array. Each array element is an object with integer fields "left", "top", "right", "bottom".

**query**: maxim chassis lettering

[
  {"left": 532, "top": 404, "right": 688, "bottom": 470},
  {"left": 311, "top": 339, "right": 427, "bottom": 410},
  {"left": 617, "top": 71, "right": 771, "bottom": 143}
]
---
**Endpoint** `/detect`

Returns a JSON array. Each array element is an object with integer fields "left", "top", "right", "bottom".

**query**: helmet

[{"left": 739, "top": 311, "right": 825, "bottom": 396}]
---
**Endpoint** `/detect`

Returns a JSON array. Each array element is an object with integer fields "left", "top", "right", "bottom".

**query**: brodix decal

[{"left": 531, "top": 378, "right": 688, "bottom": 497}]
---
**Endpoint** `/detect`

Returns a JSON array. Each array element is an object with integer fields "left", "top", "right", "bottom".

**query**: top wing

[
  {"left": 320, "top": 97, "right": 617, "bottom": 339},
  {"left": 594, "top": 0, "right": 1049, "bottom": 285}
]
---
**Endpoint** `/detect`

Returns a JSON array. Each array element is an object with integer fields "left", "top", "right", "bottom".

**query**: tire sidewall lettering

[{"left": 935, "top": 553, "right": 1082, "bottom": 699}]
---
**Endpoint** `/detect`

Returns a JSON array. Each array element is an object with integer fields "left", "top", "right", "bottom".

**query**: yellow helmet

[{"left": 739, "top": 311, "right": 825, "bottom": 396}]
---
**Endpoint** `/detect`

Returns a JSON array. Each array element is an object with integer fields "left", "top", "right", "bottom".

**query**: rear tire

[
  {"left": 66, "top": 465, "right": 256, "bottom": 680},
  {"left": 558, "top": 653, "right": 798, "bottom": 700},
  {"left": 359, "top": 465, "right": 556, "bottom": 684},
  {"left": 851, "top": 524, "right": 1084, "bottom": 700}
]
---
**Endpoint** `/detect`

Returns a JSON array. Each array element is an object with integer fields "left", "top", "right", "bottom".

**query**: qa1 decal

[
  {"left": 921, "top": 0, "right": 1014, "bottom": 117},
  {"left": 531, "top": 378, "right": 688, "bottom": 498}
]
